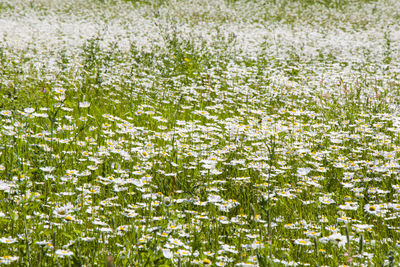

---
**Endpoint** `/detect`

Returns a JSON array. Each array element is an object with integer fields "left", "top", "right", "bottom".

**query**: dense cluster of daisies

[{"left": 0, "top": 0, "right": 400, "bottom": 265}]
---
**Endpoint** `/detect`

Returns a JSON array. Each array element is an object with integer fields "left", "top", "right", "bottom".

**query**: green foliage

[{"left": 0, "top": 0, "right": 399, "bottom": 266}]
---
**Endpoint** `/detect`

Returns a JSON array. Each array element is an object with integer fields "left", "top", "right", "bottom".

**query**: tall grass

[{"left": 0, "top": 0, "right": 399, "bottom": 265}]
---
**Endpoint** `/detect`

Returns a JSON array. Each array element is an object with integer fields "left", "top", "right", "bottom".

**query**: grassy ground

[{"left": 0, "top": 0, "right": 400, "bottom": 266}]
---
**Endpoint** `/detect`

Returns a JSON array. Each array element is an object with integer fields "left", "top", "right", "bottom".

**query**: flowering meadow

[{"left": 0, "top": 0, "right": 400, "bottom": 266}]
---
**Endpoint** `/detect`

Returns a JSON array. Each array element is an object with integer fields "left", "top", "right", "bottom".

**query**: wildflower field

[{"left": 1, "top": 0, "right": 400, "bottom": 265}]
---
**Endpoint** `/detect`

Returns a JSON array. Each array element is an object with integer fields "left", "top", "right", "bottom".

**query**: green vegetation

[{"left": 0, "top": 0, "right": 399, "bottom": 265}]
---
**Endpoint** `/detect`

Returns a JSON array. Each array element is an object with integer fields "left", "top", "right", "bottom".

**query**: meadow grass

[{"left": 0, "top": 0, "right": 400, "bottom": 266}]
